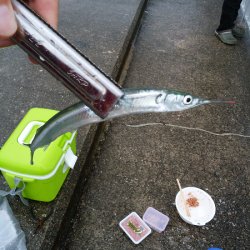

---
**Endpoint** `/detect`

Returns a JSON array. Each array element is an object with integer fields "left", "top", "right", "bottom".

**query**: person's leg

[
  {"left": 217, "top": 0, "right": 242, "bottom": 32},
  {"left": 232, "top": 0, "right": 242, "bottom": 25}
]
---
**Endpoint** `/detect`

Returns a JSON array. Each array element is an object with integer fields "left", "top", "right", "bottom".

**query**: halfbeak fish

[{"left": 25, "top": 87, "right": 234, "bottom": 165}]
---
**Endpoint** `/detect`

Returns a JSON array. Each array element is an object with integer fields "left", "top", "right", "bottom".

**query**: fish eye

[{"left": 183, "top": 95, "right": 193, "bottom": 105}]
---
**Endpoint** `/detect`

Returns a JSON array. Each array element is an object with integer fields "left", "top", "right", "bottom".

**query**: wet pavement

[
  {"left": 0, "top": 0, "right": 250, "bottom": 249},
  {"left": 64, "top": 0, "right": 250, "bottom": 249}
]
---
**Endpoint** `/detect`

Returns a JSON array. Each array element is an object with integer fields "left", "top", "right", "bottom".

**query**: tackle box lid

[{"left": 0, "top": 108, "right": 76, "bottom": 177}]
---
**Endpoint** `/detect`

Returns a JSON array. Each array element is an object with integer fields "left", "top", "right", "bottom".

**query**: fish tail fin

[{"left": 22, "top": 143, "right": 34, "bottom": 165}]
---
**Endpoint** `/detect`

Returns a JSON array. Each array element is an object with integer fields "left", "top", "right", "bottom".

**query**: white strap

[{"left": 65, "top": 147, "right": 78, "bottom": 169}]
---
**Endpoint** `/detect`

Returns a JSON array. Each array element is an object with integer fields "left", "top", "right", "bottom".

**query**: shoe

[
  {"left": 215, "top": 30, "right": 237, "bottom": 45},
  {"left": 232, "top": 24, "right": 245, "bottom": 37}
]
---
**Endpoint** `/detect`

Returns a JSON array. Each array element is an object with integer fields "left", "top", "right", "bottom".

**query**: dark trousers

[{"left": 217, "top": 0, "right": 242, "bottom": 31}]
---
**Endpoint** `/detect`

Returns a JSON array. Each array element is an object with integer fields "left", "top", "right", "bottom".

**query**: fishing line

[{"left": 125, "top": 122, "right": 250, "bottom": 138}]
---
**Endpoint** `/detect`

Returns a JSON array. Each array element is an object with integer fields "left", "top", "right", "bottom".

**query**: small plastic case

[
  {"left": 119, "top": 212, "right": 151, "bottom": 244},
  {"left": 143, "top": 207, "right": 170, "bottom": 233}
]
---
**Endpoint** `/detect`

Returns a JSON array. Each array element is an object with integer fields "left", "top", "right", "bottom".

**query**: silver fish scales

[{"left": 25, "top": 88, "right": 234, "bottom": 165}]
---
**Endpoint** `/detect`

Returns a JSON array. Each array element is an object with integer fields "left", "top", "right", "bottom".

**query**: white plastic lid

[{"left": 143, "top": 207, "right": 169, "bottom": 232}]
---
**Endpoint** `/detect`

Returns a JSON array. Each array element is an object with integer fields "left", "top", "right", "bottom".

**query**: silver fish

[{"left": 25, "top": 87, "right": 234, "bottom": 165}]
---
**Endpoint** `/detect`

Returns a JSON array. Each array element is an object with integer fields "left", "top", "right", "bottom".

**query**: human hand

[
  {"left": 0, "top": 0, "right": 59, "bottom": 62},
  {"left": 0, "top": 0, "right": 17, "bottom": 48}
]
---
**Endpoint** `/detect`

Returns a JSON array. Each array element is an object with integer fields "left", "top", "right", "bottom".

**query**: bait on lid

[
  {"left": 119, "top": 212, "right": 151, "bottom": 244},
  {"left": 0, "top": 108, "right": 77, "bottom": 202}
]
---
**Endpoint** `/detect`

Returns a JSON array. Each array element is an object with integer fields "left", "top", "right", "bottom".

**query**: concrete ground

[
  {"left": 64, "top": 0, "right": 250, "bottom": 250},
  {"left": 0, "top": 0, "right": 250, "bottom": 249}
]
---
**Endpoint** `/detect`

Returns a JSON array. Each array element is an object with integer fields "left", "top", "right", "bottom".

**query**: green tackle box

[{"left": 0, "top": 108, "right": 77, "bottom": 202}]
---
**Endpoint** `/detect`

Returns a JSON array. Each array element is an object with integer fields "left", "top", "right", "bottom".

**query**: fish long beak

[{"left": 201, "top": 99, "right": 235, "bottom": 105}]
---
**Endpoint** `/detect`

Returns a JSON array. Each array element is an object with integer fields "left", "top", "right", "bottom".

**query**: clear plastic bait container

[{"left": 143, "top": 207, "right": 170, "bottom": 233}]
